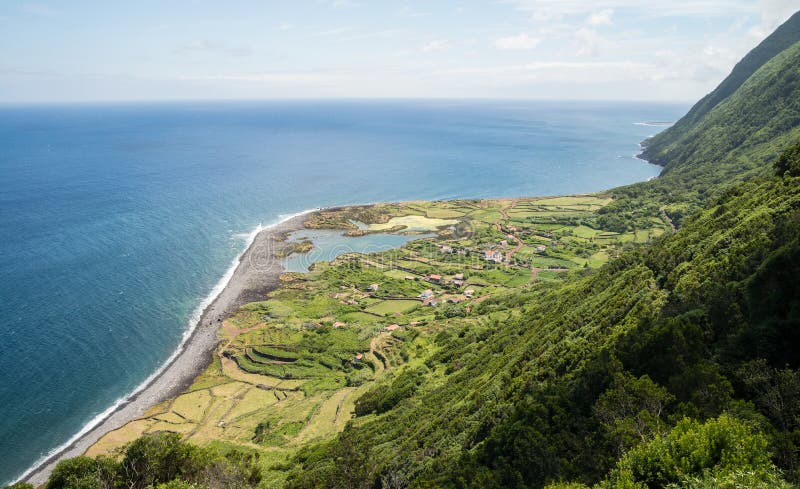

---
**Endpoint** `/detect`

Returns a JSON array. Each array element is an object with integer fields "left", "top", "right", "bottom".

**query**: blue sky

[{"left": 0, "top": 0, "right": 797, "bottom": 102}]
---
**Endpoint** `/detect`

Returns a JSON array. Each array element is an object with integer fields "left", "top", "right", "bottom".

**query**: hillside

[
  {"left": 643, "top": 10, "right": 800, "bottom": 160},
  {"left": 609, "top": 29, "right": 800, "bottom": 227}
]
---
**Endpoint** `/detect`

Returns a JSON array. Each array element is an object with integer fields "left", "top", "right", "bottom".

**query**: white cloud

[
  {"left": 436, "top": 60, "right": 660, "bottom": 85},
  {"left": 493, "top": 33, "right": 541, "bottom": 50},
  {"left": 748, "top": 0, "right": 797, "bottom": 41},
  {"left": 421, "top": 40, "right": 450, "bottom": 52},
  {"left": 586, "top": 9, "right": 614, "bottom": 26},
  {"left": 574, "top": 28, "right": 604, "bottom": 57},
  {"left": 177, "top": 72, "right": 351, "bottom": 85}
]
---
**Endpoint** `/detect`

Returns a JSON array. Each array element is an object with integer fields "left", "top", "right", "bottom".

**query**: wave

[
  {"left": 14, "top": 207, "right": 318, "bottom": 485},
  {"left": 633, "top": 121, "right": 674, "bottom": 127}
]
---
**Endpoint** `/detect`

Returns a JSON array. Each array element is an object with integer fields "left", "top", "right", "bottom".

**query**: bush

[
  {"left": 602, "top": 415, "right": 786, "bottom": 487},
  {"left": 46, "top": 456, "right": 117, "bottom": 489}
]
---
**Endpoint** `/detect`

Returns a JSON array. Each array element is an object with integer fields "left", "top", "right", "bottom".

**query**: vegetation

[
  {"left": 45, "top": 433, "right": 261, "bottom": 489},
  {"left": 284, "top": 168, "right": 800, "bottom": 489}
]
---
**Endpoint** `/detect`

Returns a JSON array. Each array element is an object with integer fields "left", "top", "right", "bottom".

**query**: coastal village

[{"left": 85, "top": 195, "right": 671, "bottom": 485}]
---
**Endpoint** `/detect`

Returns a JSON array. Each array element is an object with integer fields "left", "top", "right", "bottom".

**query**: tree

[
  {"left": 774, "top": 139, "right": 800, "bottom": 177},
  {"left": 46, "top": 456, "right": 117, "bottom": 489},
  {"left": 593, "top": 372, "right": 673, "bottom": 455},
  {"left": 118, "top": 433, "right": 203, "bottom": 489}
]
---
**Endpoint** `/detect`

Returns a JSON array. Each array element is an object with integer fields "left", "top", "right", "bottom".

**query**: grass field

[
  {"left": 365, "top": 299, "right": 419, "bottom": 316},
  {"left": 368, "top": 215, "right": 458, "bottom": 232}
]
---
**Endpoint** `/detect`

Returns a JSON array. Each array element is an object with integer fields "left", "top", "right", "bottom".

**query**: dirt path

[
  {"left": 495, "top": 200, "right": 525, "bottom": 263},
  {"left": 659, "top": 207, "right": 677, "bottom": 232}
]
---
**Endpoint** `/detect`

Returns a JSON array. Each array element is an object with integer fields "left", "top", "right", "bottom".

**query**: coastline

[{"left": 21, "top": 210, "right": 315, "bottom": 487}]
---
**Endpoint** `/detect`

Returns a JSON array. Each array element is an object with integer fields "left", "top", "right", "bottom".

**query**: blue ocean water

[{"left": 0, "top": 100, "right": 685, "bottom": 483}]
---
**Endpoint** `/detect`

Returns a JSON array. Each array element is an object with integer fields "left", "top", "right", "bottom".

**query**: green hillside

[
  {"left": 610, "top": 35, "right": 800, "bottom": 227},
  {"left": 643, "top": 10, "right": 800, "bottom": 158}
]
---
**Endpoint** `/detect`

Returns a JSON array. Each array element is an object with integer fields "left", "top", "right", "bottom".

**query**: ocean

[{"left": 0, "top": 99, "right": 685, "bottom": 483}]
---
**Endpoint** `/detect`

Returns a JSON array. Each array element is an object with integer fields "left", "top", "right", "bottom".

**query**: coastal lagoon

[
  {"left": 0, "top": 100, "right": 685, "bottom": 483},
  {"left": 282, "top": 229, "right": 434, "bottom": 273}
]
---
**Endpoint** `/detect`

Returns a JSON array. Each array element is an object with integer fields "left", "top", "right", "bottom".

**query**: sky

[{"left": 0, "top": 0, "right": 797, "bottom": 102}]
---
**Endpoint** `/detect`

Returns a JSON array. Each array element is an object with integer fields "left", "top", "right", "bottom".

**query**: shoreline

[{"left": 20, "top": 209, "right": 316, "bottom": 487}]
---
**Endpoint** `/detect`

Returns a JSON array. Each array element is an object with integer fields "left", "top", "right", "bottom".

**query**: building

[
  {"left": 423, "top": 297, "right": 440, "bottom": 307},
  {"left": 535, "top": 245, "right": 547, "bottom": 253},
  {"left": 386, "top": 324, "right": 400, "bottom": 331},
  {"left": 464, "top": 289, "right": 475, "bottom": 297},
  {"left": 454, "top": 273, "right": 464, "bottom": 280},
  {"left": 404, "top": 275, "right": 416, "bottom": 281},
  {"left": 428, "top": 274, "right": 442, "bottom": 283},
  {"left": 440, "top": 245, "right": 454, "bottom": 253},
  {"left": 368, "top": 283, "right": 380, "bottom": 292},
  {"left": 419, "top": 289, "right": 434, "bottom": 299},
  {"left": 448, "top": 295, "right": 467, "bottom": 304},
  {"left": 452, "top": 279, "right": 465, "bottom": 287},
  {"left": 354, "top": 353, "right": 364, "bottom": 363},
  {"left": 333, "top": 321, "right": 345, "bottom": 328},
  {"left": 484, "top": 249, "right": 503, "bottom": 263}
]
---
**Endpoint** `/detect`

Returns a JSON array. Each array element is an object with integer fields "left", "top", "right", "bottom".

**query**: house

[
  {"left": 454, "top": 273, "right": 464, "bottom": 280},
  {"left": 368, "top": 283, "right": 380, "bottom": 292},
  {"left": 404, "top": 275, "right": 416, "bottom": 281},
  {"left": 419, "top": 289, "right": 434, "bottom": 299},
  {"left": 422, "top": 297, "right": 440, "bottom": 307},
  {"left": 484, "top": 249, "right": 503, "bottom": 263},
  {"left": 440, "top": 245, "right": 454, "bottom": 253},
  {"left": 464, "top": 289, "right": 475, "bottom": 297},
  {"left": 428, "top": 274, "right": 442, "bottom": 283},
  {"left": 535, "top": 245, "right": 547, "bottom": 253},
  {"left": 333, "top": 321, "right": 345, "bottom": 328},
  {"left": 386, "top": 324, "right": 400, "bottom": 332},
  {"left": 354, "top": 353, "right": 364, "bottom": 363},
  {"left": 500, "top": 240, "right": 508, "bottom": 248},
  {"left": 452, "top": 279, "right": 465, "bottom": 287},
  {"left": 448, "top": 295, "right": 467, "bottom": 304}
]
